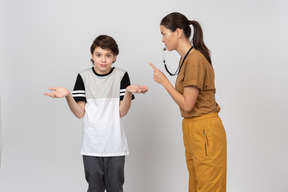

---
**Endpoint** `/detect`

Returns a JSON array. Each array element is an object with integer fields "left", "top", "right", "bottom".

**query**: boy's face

[{"left": 91, "top": 47, "right": 117, "bottom": 75}]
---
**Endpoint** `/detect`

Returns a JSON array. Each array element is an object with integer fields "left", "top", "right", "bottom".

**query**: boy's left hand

[{"left": 126, "top": 85, "right": 148, "bottom": 94}]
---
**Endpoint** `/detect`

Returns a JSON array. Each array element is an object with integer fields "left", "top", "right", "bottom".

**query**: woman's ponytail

[
  {"left": 161, "top": 12, "right": 212, "bottom": 66},
  {"left": 190, "top": 20, "right": 212, "bottom": 65}
]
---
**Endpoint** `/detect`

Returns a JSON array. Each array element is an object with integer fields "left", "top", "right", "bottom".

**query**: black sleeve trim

[
  {"left": 72, "top": 74, "right": 87, "bottom": 103},
  {"left": 120, "top": 72, "right": 135, "bottom": 101}
]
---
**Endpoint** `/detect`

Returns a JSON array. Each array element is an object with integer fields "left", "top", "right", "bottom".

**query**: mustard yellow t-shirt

[{"left": 175, "top": 49, "right": 220, "bottom": 118}]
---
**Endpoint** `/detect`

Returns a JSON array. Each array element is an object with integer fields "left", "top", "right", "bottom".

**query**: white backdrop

[{"left": 1, "top": 0, "right": 288, "bottom": 191}]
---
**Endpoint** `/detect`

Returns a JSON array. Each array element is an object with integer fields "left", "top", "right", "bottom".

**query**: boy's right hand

[{"left": 44, "top": 87, "right": 70, "bottom": 98}]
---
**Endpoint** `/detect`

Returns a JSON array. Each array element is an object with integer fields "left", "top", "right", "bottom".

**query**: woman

[{"left": 149, "top": 12, "right": 227, "bottom": 192}]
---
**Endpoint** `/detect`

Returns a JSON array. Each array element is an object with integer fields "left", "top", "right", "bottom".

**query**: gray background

[{"left": 1, "top": 0, "right": 288, "bottom": 191}]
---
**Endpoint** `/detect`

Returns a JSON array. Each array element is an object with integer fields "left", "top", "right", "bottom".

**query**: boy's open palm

[
  {"left": 44, "top": 87, "right": 70, "bottom": 98},
  {"left": 126, "top": 85, "right": 148, "bottom": 94}
]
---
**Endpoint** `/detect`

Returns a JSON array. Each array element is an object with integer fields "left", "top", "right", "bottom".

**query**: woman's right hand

[
  {"left": 149, "top": 63, "right": 169, "bottom": 86},
  {"left": 44, "top": 87, "right": 70, "bottom": 98}
]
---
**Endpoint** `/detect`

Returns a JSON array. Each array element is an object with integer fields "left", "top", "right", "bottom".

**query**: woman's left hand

[{"left": 149, "top": 63, "right": 169, "bottom": 85}]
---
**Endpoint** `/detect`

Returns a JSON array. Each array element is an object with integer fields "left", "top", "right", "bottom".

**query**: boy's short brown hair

[{"left": 90, "top": 35, "right": 119, "bottom": 56}]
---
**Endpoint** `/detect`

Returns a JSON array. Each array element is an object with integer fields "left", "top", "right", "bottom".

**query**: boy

[{"left": 44, "top": 35, "right": 148, "bottom": 192}]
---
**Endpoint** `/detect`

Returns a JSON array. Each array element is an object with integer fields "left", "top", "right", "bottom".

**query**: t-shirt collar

[{"left": 92, "top": 67, "right": 115, "bottom": 77}]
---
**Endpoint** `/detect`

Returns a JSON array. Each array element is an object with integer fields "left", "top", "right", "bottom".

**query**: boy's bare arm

[
  {"left": 119, "top": 85, "right": 148, "bottom": 117},
  {"left": 44, "top": 87, "right": 85, "bottom": 119},
  {"left": 119, "top": 91, "right": 132, "bottom": 117}
]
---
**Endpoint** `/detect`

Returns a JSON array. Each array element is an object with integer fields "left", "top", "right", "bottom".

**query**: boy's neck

[{"left": 93, "top": 67, "right": 114, "bottom": 76}]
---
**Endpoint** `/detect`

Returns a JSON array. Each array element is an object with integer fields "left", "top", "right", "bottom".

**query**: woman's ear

[{"left": 176, "top": 28, "right": 183, "bottom": 38}]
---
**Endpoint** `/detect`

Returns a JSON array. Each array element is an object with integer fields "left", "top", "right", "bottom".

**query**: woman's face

[{"left": 160, "top": 25, "right": 178, "bottom": 51}]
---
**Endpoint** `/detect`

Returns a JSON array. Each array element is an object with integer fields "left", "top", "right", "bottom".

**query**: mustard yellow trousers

[{"left": 182, "top": 112, "right": 227, "bottom": 192}]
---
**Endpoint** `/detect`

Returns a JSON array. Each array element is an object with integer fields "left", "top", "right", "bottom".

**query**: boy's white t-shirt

[{"left": 72, "top": 67, "right": 134, "bottom": 157}]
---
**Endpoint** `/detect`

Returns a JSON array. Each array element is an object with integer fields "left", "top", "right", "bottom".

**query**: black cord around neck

[{"left": 164, "top": 46, "right": 194, "bottom": 76}]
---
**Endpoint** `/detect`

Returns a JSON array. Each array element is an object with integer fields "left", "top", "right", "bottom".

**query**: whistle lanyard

[{"left": 164, "top": 46, "right": 194, "bottom": 76}]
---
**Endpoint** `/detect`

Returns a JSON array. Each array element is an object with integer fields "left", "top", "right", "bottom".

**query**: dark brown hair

[
  {"left": 160, "top": 12, "right": 212, "bottom": 65},
  {"left": 90, "top": 35, "right": 119, "bottom": 56}
]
